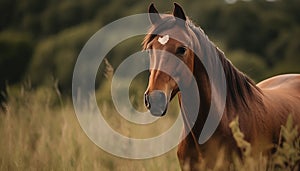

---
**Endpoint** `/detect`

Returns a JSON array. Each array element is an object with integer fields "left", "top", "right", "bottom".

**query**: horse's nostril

[
  {"left": 144, "top": 93, "right": 151, "bottom": 109},
  {"left": 145, "top": 90, "right": 168, "bottom": 116}
]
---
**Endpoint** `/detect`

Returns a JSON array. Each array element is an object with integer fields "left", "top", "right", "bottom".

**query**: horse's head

[{"left": 144, "top": 3, "right": 198, "bottom": 116}]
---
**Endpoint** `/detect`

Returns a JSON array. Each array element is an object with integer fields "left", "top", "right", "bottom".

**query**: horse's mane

[
  {"left": 187, "top": 21, "right": 263, "bottom": 110},
  {"left": 143, "top": 16, "right": 263, "bottom": 114}
]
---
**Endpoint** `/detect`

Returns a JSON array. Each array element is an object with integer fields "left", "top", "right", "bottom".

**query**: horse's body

[
  {"left": 143, "top": 3, "right": 300, "bottom": 170},
  {"left": 177, "top": 73, "right": 300, "bottom": 169}
]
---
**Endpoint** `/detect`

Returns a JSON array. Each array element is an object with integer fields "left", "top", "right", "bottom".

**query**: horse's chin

[
  {"left": 149, "top": 104, "right": 168, "bottom": 117},
  {"left": 150, "top": 108, "right": 168, "bottom": 117}
]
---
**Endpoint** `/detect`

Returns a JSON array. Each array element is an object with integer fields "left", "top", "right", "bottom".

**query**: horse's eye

[{"left": 176, "top": 46, "right": 187, "bottom": 56}]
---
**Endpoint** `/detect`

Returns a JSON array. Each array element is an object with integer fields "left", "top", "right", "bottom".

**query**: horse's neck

[
  {"left": 179, "top": 23, "right": 265, "bottom": 158},
  {"left": 181, "top": 48, "right": 264, "bottom": 142},
  {"left": 186, "top": 54, "right": 212, "bottom": 138}
]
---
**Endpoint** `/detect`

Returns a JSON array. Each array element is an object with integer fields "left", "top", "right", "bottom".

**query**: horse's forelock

[{"left": 143, "top": 15, "right": 186, "bottom": 49}]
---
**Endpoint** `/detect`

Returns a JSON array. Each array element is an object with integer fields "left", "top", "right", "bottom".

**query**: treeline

[{"left": 0, "top": 0, "right": 299, "bottom": 98}]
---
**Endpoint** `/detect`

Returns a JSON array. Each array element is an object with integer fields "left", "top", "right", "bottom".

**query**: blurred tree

[
  {"left": 0, "top": 30, "right": 33, "bottom": 107},
  {"left": 220, "top": 2, "right": 262, "bottom": 54},
  {"left": 0, "top": 30, "right": 33, "bottom": 84},
  {"left": 271, "top": 27, "right": 300, "bottom": 74},
  {"left": 227, "top": 49, "right": 268, "bottom": 82},
  {"left": 0, "top": 0, "right": 299, "bottom": 99},
  {"left": 0, "top": 0, "right": 17, "bottom": 30},
  {"left": 27, "top": 22, "right": 99, "bottom": 94}
]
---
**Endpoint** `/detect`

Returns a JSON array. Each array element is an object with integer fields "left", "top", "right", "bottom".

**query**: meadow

[
  {"left": 0, "top": 85, "right": 182, "bottom": 171},
  {"left": 0, "top": 83, "right": 299, "bottom": 171}
]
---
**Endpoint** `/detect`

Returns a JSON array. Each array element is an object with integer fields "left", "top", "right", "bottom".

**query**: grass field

[
  {"left": 0, "top": 86, "right": 182, "bottom": 171},
  {"left": 0, "top": 85, "right": 299, "bottom": 171}
]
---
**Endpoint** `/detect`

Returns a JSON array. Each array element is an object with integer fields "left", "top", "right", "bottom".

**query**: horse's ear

[
  {"left": 173, "top": 3, "right": 186, "bottom": 21},
  {"left": 148, "top": 3, "right": 161, "bottom": 24}
]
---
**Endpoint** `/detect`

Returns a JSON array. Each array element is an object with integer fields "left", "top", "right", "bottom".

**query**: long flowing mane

[{"left": 187, "top": 20, "right": 264, "bottom": 112}]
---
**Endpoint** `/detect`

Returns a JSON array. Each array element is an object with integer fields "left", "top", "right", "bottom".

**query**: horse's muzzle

[{"left": 144, "top": 90, "right": 168, "bottom": 117}]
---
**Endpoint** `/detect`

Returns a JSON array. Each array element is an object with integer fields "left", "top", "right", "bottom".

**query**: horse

[{"left": 143, "top": 3, "right": 300, "bottom": 170}]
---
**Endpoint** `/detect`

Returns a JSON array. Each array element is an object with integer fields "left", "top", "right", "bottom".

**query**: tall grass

[
  {"left": 0, "top": 86, "right": 180, "bottom": 170},
  {"left": 229, "top": 116, "right": 300, "bottom": 171},
  {"left": 0, "top": 86, "right": 299, "bottom": 170}
]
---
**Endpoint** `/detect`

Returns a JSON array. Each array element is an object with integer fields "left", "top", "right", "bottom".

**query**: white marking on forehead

[{"left": 158, "top": 35, "right": 169, "bottom": 45}]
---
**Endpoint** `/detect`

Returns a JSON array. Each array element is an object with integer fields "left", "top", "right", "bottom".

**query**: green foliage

[
  {"left": 227, "top": 50, "right": 268, "bottom": 82},
  {"left": 0, "top": 0, "right": 299, "bottom": 93},
  {"left": 0, "top": 30, "right": 33, "bottom": 84},
  {"left": 271, "top": 26, "right": 300, "bottom": 74},
  {"left": 27, "top": 22, "right": 99, "bottom": 91}
]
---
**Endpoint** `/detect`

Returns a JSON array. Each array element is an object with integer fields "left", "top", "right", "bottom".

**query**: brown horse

[{"left": 143, "top": 3, "right": 300, "bottom": 170}]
